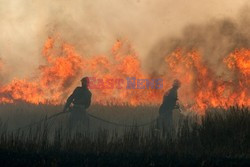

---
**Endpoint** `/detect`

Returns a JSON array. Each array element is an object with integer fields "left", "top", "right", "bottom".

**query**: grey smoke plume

[
  {"left": 146, "top": 6, "right": 250, "bottom": 76},
  {"left": 0, "top": 0, "right": 248, "bottom": 82}
]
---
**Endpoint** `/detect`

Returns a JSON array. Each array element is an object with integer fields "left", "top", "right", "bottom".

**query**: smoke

[
  {"left": 0, "top": 0, "right": 247, "bottom": 82},
  {"left": 146, "top": 5, "right": 250, "bottom": 76},
  {"left": 0, "top": 58, "right": 3, "bottom": 83}
]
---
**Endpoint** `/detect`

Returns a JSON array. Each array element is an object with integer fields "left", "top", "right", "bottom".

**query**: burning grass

[
  {"left": 0, "top": 104, "right": 249, "bottom": 166},
  {"left": 0, "top": 38, "right": 249, "bottom": 114}
]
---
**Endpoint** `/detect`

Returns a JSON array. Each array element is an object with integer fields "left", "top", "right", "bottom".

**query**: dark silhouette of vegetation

[{"left": 0, "top": 105, "right": 249, "bottom": 166}]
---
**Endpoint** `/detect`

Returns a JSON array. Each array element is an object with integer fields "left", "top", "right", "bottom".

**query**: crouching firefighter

[
  {"left": 63, "top": 77, "right": 92, "bottom": 130},
  {"left": 156, "top": 79, "right": 181, "bottom": 133}
]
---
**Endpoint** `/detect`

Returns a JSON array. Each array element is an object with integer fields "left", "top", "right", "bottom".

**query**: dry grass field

[{"left": 0, "top": 103, "right": 249, "bottom": 166}]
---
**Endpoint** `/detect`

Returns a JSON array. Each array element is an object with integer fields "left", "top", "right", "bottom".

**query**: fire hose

[
  {"left": 87, "top": 108, "right": 184, "bottom": 127},
  {"left": 12, "top": 111, "right": 158, "bottom": 132},
  {"left": 87, "top": 113, "right": 157, "bottom": 127},
  {"left": 11, "top": 106, "right": 186, "bottom": 132},
  {"left": 12, "top": 111, "right": 67, "bottom": 132}
]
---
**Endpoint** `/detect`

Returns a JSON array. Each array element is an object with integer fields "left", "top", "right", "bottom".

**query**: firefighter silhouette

[
  {"left": 63, "top": 77, "right": 92, "bottom": 130},
  {"left": 157, "top": 79, "right": 181, "bottom": 132}
]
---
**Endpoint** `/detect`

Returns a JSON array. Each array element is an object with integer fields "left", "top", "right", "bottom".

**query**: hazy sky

[{"left": 0, "top": 0, "right": 248, "bottom": 80}]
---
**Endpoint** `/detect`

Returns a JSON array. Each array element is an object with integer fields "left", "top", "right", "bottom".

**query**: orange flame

[
  {"left": 0, "top": 37, "right": 249, "bottom": 114},
  {"left": 0, "top": 37, "right": 83, "bottom": 104},
  {"left": 165, "top": 50, "right": 249, "bottom": 112}
]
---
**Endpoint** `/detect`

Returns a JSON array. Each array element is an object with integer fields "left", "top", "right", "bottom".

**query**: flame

[
  {"left": 165, "top": 50, "right": 250, "bottom": 112},
  {"left": 86, "top": 40, "right": 162, "bottom": 106},
  {"left": 224, "top": 49, "right": 250, "bottom": 76},
  {"left": 0, "top": 37, "right": 249, "bottom": 113},
  {"left": 0, "top": 37, "right": 83, "bottom": 104}
]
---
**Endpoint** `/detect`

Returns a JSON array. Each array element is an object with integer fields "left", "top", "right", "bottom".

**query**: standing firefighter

[
  {"left": 63, "top": 77, "right": 92, "bottom": 130},
  {"left": 157, "top": 79, "right": 181, "bottom": 132}
]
